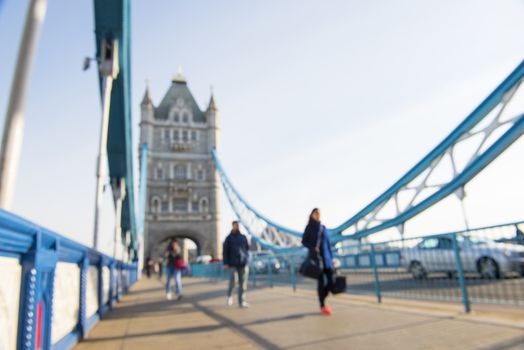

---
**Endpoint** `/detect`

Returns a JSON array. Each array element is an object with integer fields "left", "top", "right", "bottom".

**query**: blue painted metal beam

[
  {"left": 93, "top": 0, "right": 137, "bottom": 253},
  {"left": 333, "top": 112, "right": 524, "bottom": 242},
  {"left": 214, "top": 150, "right": 303, "bottom": 251},
  {"left": 333, "top": 60, "right": 524, "bottom": 233},
  {"left": 218, "top": 171, "right": 304, "bottom": 253},
  {"left": 212, "top": 149, "right": 303, "bottom": 238},
  {"left": 136, "top": 143, "right": 148, "bottom": 236},
  {"left": 214, "top": 59, "right": 524, "bottom": 249},
  {"left": 0, "top": 209, "right": 138, "bottom": 349}
]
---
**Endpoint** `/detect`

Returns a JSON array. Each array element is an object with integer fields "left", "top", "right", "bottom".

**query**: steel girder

[
  {"left": 212, "top": 150, "right": 303, "bottom": 252},
  {"left": 332, "top": 60, "right": 524, "bottom": 241},
  {"left": 214, "top": 59, "right": 524, "bottom": 250},
  {"left": 93, "top": 0, "right": 137, "bottom": 253}
]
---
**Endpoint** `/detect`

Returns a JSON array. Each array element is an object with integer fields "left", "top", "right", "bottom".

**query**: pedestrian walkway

[{"left": 74, "top": 277, "right": 524, "bottom": 350}]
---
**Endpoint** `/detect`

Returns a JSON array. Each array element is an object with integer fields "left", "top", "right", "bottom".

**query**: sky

[{"left": 1, "top": 0, "right": 524, "bottom": 255}]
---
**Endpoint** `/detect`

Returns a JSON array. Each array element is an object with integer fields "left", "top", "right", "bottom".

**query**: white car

[
  {"left": 402, "top": 235, "right": 524, "bottom": 279},
  {"left": 195, "top": 255, "right": 212, "bottom": 264}
]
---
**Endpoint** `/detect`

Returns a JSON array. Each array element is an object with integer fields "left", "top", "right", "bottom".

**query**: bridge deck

[{"left": 74, "top": 277, "right": 524, "bottom": 350}]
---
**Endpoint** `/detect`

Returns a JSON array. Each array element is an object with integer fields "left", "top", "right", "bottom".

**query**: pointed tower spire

[
  {"left": 172, "top": 66, "right": 187, "bottom": 84},
  {"left": 141, "top": 80, "right": 153, "bottom": 106},
  {"left": 207, "top": 85, "right": 218, "bottom": 111}
]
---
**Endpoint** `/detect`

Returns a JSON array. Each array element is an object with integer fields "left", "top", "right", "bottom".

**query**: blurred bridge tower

[{"left": 139, "top": 71, "right": 221, "bottom": 260}]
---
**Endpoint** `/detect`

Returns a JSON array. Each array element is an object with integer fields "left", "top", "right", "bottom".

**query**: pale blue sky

[{"left": 1, "top": 1, "right": 524, "bottom": 254}]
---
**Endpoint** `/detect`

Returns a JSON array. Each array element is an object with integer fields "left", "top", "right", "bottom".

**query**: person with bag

[
  {"left": 302, "top": 208, "right": 335, "bottom": 315},
  {"left": 164, "top": 239, "right": 185, "bottom": 300},
  {"left": 223, "top": 221, "right": 250, "bottom": 308}
]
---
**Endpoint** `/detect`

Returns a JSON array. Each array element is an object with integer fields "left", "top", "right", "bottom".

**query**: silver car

[
  {"left": 402, "top": 235, "right": 524, "bottom": 279},
  {"left": 251, "top": 252, "right": 281, "bottom": 274}
]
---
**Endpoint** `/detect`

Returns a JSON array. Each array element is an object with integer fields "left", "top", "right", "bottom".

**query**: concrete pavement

[{"left": 74, "top": 277, "right": 524, "bottom": 350}]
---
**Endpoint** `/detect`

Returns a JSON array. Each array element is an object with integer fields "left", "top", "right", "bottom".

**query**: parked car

[
  {"left": 251, "top": 252, "right": 281, "bottom": 274},
  {"left": 496, "top": 236, "right": 524, "bottom": 246},
  {"left": 277, "top": 253, "right": 306, "bottom": 271},
  {"left": 402, "top": 235, "right": 524, "bottom": 279},
  {"left": 195, "top": 255, "right": 212, "bottom": 264}
]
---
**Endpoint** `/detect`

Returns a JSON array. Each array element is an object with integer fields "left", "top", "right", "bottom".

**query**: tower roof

[
  {"left": 172, "top": 67, "right": 187, "bottom": 84},
  {"left": 155, "top": 77, "right": 206, "bottom": 123}
]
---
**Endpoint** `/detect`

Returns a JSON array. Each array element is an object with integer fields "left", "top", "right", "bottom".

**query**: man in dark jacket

[{"left": 223, "top": 221, "right": 250, "bottom": 308}]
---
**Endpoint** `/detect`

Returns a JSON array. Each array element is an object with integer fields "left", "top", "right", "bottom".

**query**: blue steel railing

[
  {"left": 191, "top": 221, "right": 524, "bottom": 313},
  {"left": 0, "top": 209, "right": 138, "bottom": 350}
]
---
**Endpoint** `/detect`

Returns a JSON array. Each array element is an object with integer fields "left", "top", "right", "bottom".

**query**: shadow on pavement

[{"left": 286, "top": 317, "right": 452, "bottom": 349}]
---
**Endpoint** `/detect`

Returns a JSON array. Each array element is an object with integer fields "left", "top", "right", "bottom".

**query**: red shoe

[{"left": 320, "top": 305, "right": 332, "bottom": 315}]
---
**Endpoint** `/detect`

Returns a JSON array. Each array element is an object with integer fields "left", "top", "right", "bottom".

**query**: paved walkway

[{"left": 75, "top": 277, "right": 524, "bottom": 350}]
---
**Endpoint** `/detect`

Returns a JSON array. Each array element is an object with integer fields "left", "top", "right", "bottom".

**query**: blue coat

[
  {"left": 223, "top": 231, "right": 250, "bottom": 267},
  {"left": 302, "top": 223, "right": 334, "bottom": 269}
]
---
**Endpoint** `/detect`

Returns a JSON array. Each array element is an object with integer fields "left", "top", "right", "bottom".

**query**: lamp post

[{"left": 0, "top": 0, "right": 48, "bottom": 209}]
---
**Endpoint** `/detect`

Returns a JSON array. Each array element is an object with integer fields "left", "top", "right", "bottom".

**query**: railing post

[
  {"left": 97, "top": 258, "right": 104, "bottom": 315},
  {"left": 290, "top": 259, "right": 296, "bottom": 292},
  {"left": 268, "top": 258, "right": 273, "bottom": 288},
  {"left": 452, "top": 234, "right": 471, "bottom": 313},
  {"left": 370, "top": 244, "right": 382, "bottom": 304},
  {"left": 252, "top": 262, "right": 257, "bottom": 288},
  {"left": 78, "top": 255, "right": 89, "bottom": 339},
  {"left": 122, "top": 264, "right": 129, "bottom": 294},
  {"left": 17, "top": 233, "right": 58, "bottom": 350},
  {"left": 108, "top": 261, "right": 115, "bottom": 308},
  {"left": 116, "top": 262, "right": 122, "bottom": 302}
]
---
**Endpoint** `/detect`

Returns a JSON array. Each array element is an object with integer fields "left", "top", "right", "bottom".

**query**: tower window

[
  {"left": 197, "top": 169, "right": 205, "bottom": 181},
  {"left": 173, "top": 199, "right": 188, "bottom": 212},
  {"left": 151, "top": 197, "right": 160, "bottom": 213},
  {"left": 191, "top": 201, "right": 199, "bottom": 212},
  {"left": 182, "top": 112, "right": 189, "bottom": 123},
  {"left": 200, "top": 197, "right": 209, "bottom": 213},
  {"left": 173, "top": 112, "right": 180, "bottom": 123},
  {"left": 174, "top": 164, "right": 187, "bottom": 180}
]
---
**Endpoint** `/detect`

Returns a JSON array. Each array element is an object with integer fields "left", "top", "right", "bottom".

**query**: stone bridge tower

[{"left": 139, "top": 71, "right": 221, "bottom": 260}]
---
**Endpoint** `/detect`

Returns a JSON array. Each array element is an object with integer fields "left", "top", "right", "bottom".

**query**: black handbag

[
  {"left": 300, "top": 226, "right": 324, "bottom": 279},
  {"left": 299, "top": 253, "right": 322, "bottom": 279},
  {"left": 331, "top": 274, "right": 347, "bottom": 294}
]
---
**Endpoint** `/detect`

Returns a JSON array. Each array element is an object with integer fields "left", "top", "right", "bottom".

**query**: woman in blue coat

[{"left": 302, "top": 208, "right": 334, "bottom": 315}]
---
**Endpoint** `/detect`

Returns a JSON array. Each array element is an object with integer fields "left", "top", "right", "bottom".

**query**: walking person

[
  {"left": 223, "top": 221, "right": 250, "bottom": 308},
  {"left": 164, "top": 239, "right": 184, "bottom": 300},
  {"left": 158, "top": 259, "right": 164, "bottom": 279},
  {"left": 302, "top": 208, "right": 335, "bottom": 315},
  {"left": 145, "top": 256, "right": 153, "bottom": 278}
]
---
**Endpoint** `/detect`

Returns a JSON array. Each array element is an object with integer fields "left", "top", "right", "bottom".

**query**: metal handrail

[{"left": 0, "top": 209, "right": 138, "bottom": 349}]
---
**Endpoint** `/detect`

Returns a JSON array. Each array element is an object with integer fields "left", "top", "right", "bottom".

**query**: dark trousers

[
  {"left": 317, "top": 268, "right": 334, "bottom": 308},
  {"left": 227, "top": 266, "right": 249, "bottom": 304}
]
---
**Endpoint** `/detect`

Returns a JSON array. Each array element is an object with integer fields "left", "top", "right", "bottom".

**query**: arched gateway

[{"left": 139, "top": 71, "right": 221, "bottom": 260}]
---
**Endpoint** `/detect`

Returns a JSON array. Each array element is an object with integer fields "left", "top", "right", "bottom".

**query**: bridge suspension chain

[
  {"left": 332, "top": 60, "right": 524, "bottom": 241},
  {"left": 213, "top": 60, "right": 524, "bottom": 250},
  {"left": 212, "top": 150, "right": 303, "bottom": 252}
]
